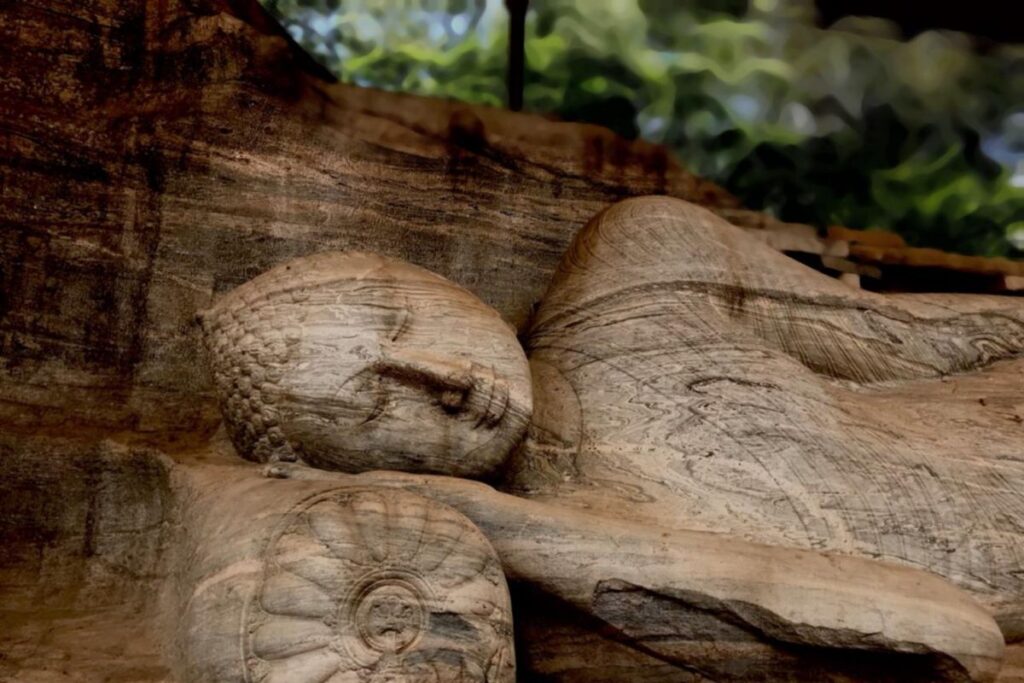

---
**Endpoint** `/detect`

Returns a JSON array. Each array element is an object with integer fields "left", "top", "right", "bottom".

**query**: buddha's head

[{"left": 199, "top": 252, "right": 532, "bottom": 479}]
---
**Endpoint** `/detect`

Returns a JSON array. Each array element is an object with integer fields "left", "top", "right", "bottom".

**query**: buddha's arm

[{"left": 271, "top": 464, "right": 1004, "bottom": 682}]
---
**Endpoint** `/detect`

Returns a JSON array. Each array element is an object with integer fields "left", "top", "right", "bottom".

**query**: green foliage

[
  {"left": 267, "top": 0, "right": 509, "bottom": 105},
  {"left": 265, "top": 0, "right": 1024, "bottom": 256}
]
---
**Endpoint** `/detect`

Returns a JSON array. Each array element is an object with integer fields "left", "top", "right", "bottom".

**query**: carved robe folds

[{"left": 514, "top": 197, "right": 1024, "bottom": 631}]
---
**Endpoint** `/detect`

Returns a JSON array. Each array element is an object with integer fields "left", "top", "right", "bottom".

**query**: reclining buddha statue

[{"left": 186, "top": 196, "right": 1023, "bottom": 682}]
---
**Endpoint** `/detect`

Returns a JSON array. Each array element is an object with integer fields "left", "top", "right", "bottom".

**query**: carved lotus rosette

[{"left": 242, "top": 487, "right": 515, "bottom": 683}]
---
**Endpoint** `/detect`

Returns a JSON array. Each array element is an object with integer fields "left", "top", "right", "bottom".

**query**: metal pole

[{"left": 505, "top": 0, "right": 528, "bottom": 111}]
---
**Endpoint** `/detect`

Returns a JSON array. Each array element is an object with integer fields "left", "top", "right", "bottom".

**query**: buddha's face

[{"left": 202, "top": 253, "right": 532, "bottom": 479}]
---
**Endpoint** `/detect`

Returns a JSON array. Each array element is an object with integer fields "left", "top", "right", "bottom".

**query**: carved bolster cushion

[{"left": 175, "top": 477, "right": 515, "bottom": 682}]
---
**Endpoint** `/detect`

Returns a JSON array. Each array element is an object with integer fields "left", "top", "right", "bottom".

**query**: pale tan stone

[
  {"left": 174, "top": 470, "right": 514, "bottom": 683},
  {"left": 276, "top": 463, "right": 1006, "bottom": 683},
  {"left": 511, "top": 196, "right": 1024, "bottom": 642},
  {"left": 190, "top": 199, "right": 1022, "bottom": 680},
  {"left": 198, "top": 252, "right": 532, "bottom": 478}
]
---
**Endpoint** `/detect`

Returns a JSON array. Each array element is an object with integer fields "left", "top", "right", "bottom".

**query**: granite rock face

[
  {"left": 0, "top": 0, "right": 734, "bottom": 439},
  {"left": 2, "top": 1, "right": 1023, "bottom": 681}
]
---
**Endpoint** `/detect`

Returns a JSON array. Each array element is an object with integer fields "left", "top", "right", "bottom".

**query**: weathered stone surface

[
  {"left": 199, "top": 252, "right": 531, "bottom": 477},
  {"left": 510, "top": 196, "right": 1024, "bottom": 638},
  {"left": 3, "top": 0, "right": 1023, "bottom": 680},
  {"left": 0, "top": 355, "right": 1013, "bottom": 682},
  {"left": 0, "top": 0, "right": 735, "bottom": 439},
  {"left": 276, "top": 464, "right": 1006, "bottom": 683},
  {"left": 0, "top": 436, "right": 174, "bottom": 615},
  {"left": 0, "top": 436, "right": 174, "bottom": 682},
  {"left": 175, "top": 470, "right": 514, "bottom": 682},
  {"left": 0, "top": 437, "right": 516, "bottom": 682}
]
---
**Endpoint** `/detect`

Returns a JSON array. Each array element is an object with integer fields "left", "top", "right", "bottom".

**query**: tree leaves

[{"left": 264, "top": 0, "right": 1024, "bottom": 256}]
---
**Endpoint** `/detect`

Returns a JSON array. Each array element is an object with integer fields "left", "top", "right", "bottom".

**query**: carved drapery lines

[
  {"left": 516, "top": 196, "right": 1024, "bottom": 628},
  {"left": 530, "top": 279, "right": 1024, "bottom": 385}
]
